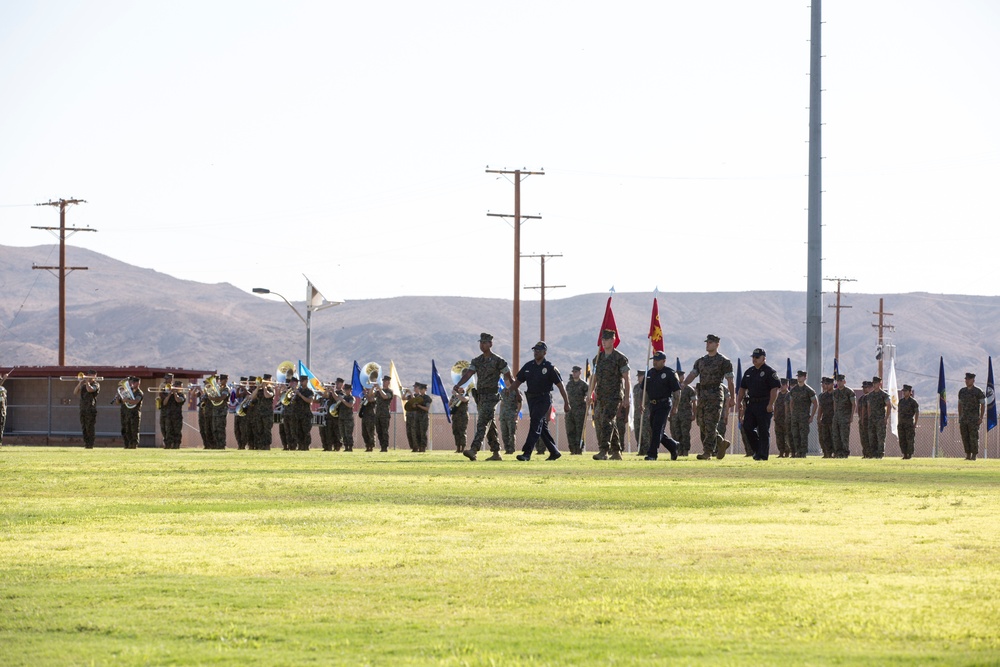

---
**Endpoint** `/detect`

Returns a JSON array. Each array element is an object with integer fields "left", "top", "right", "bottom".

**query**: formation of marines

[{"left": 0, "top": 332, "right": 991, "bottom": 461}]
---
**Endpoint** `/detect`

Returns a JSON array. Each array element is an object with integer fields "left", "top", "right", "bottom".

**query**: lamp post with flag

[{"left": 253, "top": 276, "right": 343, "bottom": 369}]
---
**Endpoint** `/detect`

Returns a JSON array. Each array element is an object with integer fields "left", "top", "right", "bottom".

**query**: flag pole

[{"left": 637, "top": 337, "right": 653, "bottom": 456}]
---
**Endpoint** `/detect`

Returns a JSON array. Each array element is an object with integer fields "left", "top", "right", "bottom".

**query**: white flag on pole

[{"left": 888, "top": 356, "right": 899, "bottom": 436}]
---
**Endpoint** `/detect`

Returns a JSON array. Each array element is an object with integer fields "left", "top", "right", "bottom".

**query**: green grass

[{"left": 1, "top": 448, "right": 998, "bottom": 666}]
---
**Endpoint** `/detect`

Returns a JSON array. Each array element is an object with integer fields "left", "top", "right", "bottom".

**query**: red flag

[
  {"left": 648, "top": 298, "right": 664, "bottom": 353},
  {"left": 597, "top": 296, "right": 620, "bottom": 349}
]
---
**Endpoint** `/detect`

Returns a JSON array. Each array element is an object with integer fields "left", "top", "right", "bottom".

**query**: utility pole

[
  {"left": 486, "top": 167, "right": 544, "bottom": 370},
  {"left": 872, "top": 298, "right": 894, "bottom": 379},
  {"left": 523, "top": 253, "right": 564, "bottom": 342},
  {"left": 824, "top": 277, "right": 856, "bottom": 366},
  {"left": 32, "top": 198, "right": 96, "bottom": 366}
]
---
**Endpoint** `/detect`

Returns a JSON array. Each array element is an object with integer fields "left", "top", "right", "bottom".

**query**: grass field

[{"left": 1, "top": 448, "right": 998, "bottom": 666}]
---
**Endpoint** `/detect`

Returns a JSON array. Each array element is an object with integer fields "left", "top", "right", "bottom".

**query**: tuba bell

[
  {"left": 276, "top": 361, "right": 295, "bottom": 383},
  {"left": 116, "top": 379, "right": 138, "bottom": 409},
  {"left": 451, "top": 360, "right": 475, "bottom": 391},
  {"left": 362, "top": 362, "right": 382, "bottom": 389}
]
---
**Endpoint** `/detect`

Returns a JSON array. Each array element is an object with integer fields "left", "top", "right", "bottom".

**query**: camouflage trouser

[
  {"left": 252, "top": 412, "right": 272, "bottom": 450},
  {"left": 774, "top": 419, "right": 788, "bottom": 456},
  {"left": 696, "top": 392, "right": 725, "bottom": 456},
  {"left": 121, "top": 408, "right": 141, "bottom": 448},
  {"left": 210, "top": 405, "right": 228, "bottom": 449},
  {"left": 594, "top": 400, "right": 622, "bottom": 453},
  {"left": 634, "top": 410, "right": 652, "bottom": 455},
  {"left": 376, "top": 414, "right": 391, "bottom": 450},
  {"left": 614, "top": 412, "right": 627, "bottom": 452},
  {"left": 960, "top": 421, "right": 979, "bottom": 456},
  {"left": 290, "top": 412, "right": 312, "bottom": 450},
  {"left": 670, "top": 415, "right": 693, "bottom": 455},
  {"left": 564, "top": 407, "right": 585, "bottom": 454},
  {"left": 470, "top": 394, "right": 501, "bottom": 453},
  {"left": 858, "top": 418, "right": 870, "bottom": 457},
  {"left": 339, "top": 415, "right": 355, "bottom": 450},
  {"left": 162, "top": 411, "right": 183, "bottom": 449},
  {"left": 234, "top": 414, "right": 248, "bottom": 449},
  {"left": 789, "top": 415, "right": 810, "bottom": 457},
  {"left": 898, "top": 420, "right": 915, "bottom": 458},
  {"left": 499, "top": 413, "right": 517, "bottom": 453},
  {"left": 408, "top": 413, "right": 428, "bottom": 451},
  {"left": 198, "top": 407, "right": 212, "bottom": 448},
  {"left": 452, "top": 414, "right": 468, "bottom": 450},
  {"left": 361, "top": 410, "right": 377, "bottom": 449},
  {"left": 831, "top": 418, "right": 851, "bottom": 458},
  {"left": 81, "top": 408, "right": 97, "bottom": 448},
  {"left": 818, "top": 421, "right": 833, "bottom": 457},
  {"left": 867, "top": 418, "right": 886, "bottom": 458}
]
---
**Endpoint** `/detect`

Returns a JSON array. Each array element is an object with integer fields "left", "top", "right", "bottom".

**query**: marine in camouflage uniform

[
  {"left": 73, "top": 373, "right": 101, "bottom": 449},
  {"left": 457, "top": 333, "right": 512, "bottom": 462},
  {"left": 337, "top": 385, "right": 357, "bottom": 452},
  {"left": 897, "top": 384, "right": 919, "bottom": 459},
  {"left": 450, "top": 386, "right": 470, "bottom": 452},
  {"left": 287, "top": 378, "right": 315, "bottom": 451},
  {"left": 857, "top": 382, "right": 872, "bottom": 457},
  {"left": 817, "top": 377, "right": 835, "bottom": 458},
  {"left": 866, "top": 376, "right": 890, "bottom": 459},
  {"left": 957, "top": 372, "right": 986, "bottom": 460},
  {"left": 114, "top": 377, "right": 143, "bottom": 449},
  {"left": 633, "top": 372, "right": 652, "bottom": 456},
  {"left": 233, "top": 380, "right": 249, "bottom": 449},
  {"left": 788, "top": 370, "right": 817, "bottom": 457},
  {"left": 360, "top": 385, "right": 378, "bottom": 451},
  {"left": 159, "top": 379, "right": 186, "bottom": 449},
  {"left": 591, "top": 329, "right": 630, "bottom": 460},
  {"left": 831, "top": 374, "right": 856, "bottom": 458},
  {"left": 405, "top": 383, "right": 432, "bottom": 452},
  {"left": 374, "top": 377, "right": 394, "bottom": 452},
  {"left": 249, "top": 375, "right": 275, "bottom": 450},
  {"left": 207, "top": 375, "right": 230, "bottom": 449},
  {"left": 682, "top": 334, "right": 734, "bottom": 460},
  {"left": 499, "top": 386, "right": 521, "bottom": 455},
  {"left": 669, "top": 382, "right": 696, "bottom": 456},
  {"left": 564, "top": 366, "right": 588, "bottom": 454},
  {"left": 772, "top": 379, "right": 790, "bottom": 457}
]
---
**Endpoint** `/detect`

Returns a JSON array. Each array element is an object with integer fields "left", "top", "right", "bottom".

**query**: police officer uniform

[
  {"left": 512, "top": 341, "right": 567, "bottom": 461},
  {"left": 738, "top": 348, "right": 781, "bottom": 460},
  {"left": 642, "top": 352, "right": 682, "bottom": 461}
]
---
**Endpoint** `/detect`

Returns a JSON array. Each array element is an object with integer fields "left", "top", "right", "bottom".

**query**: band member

[
  {"left": 450, "top": 385, "right": 471, "bottom": 453},
  {"left": 289, "top": 376, "right": 315, "bottom": 451},
  {"left": 326, "top": 378, "right": 346, "bottom": 451},
  {"left": 159, "top": 374, "right": 186, "bottom": 449},
  {"left": 209, "top": 374, "right": 230, "bottom": 449},
  {"left": 360, "top": 383, "right": 378, "bottom": 451},
  {"left": 73, "top": 370, "right": 101, "bottom": 449},
  {"left": 112, "top": 376, "right": 143, "bottom": 449},
  {"left": 234, "top": 378, "right": 250, "bottom": 449},
  {"left": 250, "top": 374, "right": 275, "bottom": 450},
  {"left": 374, "top": 376, "right": 394, "bottom": 452},
  {"left": 405, "top": 382, "right": 432, "bottom": 452},
  {"left": 194, "top": 382, "right": 211, "bottom": 448},
  {"left": 337, "top": 383, "right": 357, "bottom": 451}
]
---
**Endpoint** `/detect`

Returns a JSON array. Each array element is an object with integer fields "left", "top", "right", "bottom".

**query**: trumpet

[{"left": 60, "top": 372, "right": 104, "bottom": 382}]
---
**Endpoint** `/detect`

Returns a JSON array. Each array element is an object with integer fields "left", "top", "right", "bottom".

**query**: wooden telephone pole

[
  {"left": 824, "top": 277, "right": 856, "bottom": 366},
  {"left": 486, "top": 167, "right": 544, "bottom": 370},
  {"left": 32, "top": 198, "right": 96, "bottom": 365},
  {"left": 872, "top": 298, "right": 894, "bottom": 379},
  {"left": 523, "top": 253, "right": 563, "bottom": 342}
]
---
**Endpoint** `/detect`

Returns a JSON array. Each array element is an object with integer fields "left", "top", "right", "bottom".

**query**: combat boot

[
  {"left": 716, "top": 438, "right": 731, "bottom": 459},
  {"left": 609, "top": 451, "right": 623, "bottom": 460},
  {"left": 463, "top": 449, "right": 477, "bottom": 461},
  {"left": 486, "top": 451, "right": 503, "bottom": 461},
  {"left": 593, "top": 450, "right": 609, "bottom": 460}
]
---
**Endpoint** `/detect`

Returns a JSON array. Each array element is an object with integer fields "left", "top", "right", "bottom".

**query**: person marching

[
  {"left": 957, "top": 372, "right": 986, "bottom": 460},
  {"left": 511, "top": 341, "right": 570, "bottom": 461},
  {"left": 590, "top": 329, "right": 630, "bottom": 460},
  {"left": 250, "top": 373, "right": 275, "bottom": 450},
  {"left": 73, "top": 370, "right": 101, "bottom": 449},
  {"left": 669, "top": 369, "right": 697, "bottom": 457},
  {"left": 159, "top": 374, "right": 186, "bottom": 449},
  {"left": 788, "top": 370, "right": 817, "bottom": 457},
  {"left": 499, "top": 384, "right": 522, "bottom": 455},
  {"left": 564, "top": 365, "right": 588, "bottom": 455},
  {"left": 450, "top": 385, "right": 471, "bottom": 453},
  {"left": 374, "top": 376, "right": 394, "bottom": 452},
  {"left": 681, "top": 334, "right": 734, "bottom": 460},
  {"left": 736, "top": 348, "right": 781, "bottom": 461},
  {"left": 831, "top": 374, "right": 856, "bottom": 458},
  {"left": 772, "top": 378, "right": 790, "bottom": 458},
  {"left": 456, "top": 333, "right": 513, "bottom": 462},
  {"left": 641, "top": 352, "right": 683, "bottom": 461},
  {"left": 405, "top": 382, "right": 432, "bottom": 452},
  {"left": 337, "top": 383, "right": 357, "bottom": 451},
  {"left": 113, "top": 376, "right": 143, "bottom": 449}
]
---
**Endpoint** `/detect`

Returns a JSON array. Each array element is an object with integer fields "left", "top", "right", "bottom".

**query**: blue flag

[
  {"left": 987, "top": 356, "right": 997, "bottom": 432},
  {"left": 786, "top": 358, "right": 792, "bottom": 381},
  {"left": 351, "top": 361, "right": 363, "bottom": 398},
  {"left": 676, "top": 357, "right": 682, "bottom": 374},
  {"left": 735, "top": 358, "right": 743, "bottom": 426},
  {"left": 431, "top": 360, "right": 452, "bottom": 423},
  {"left": 938, "top": 356, "right": 948, "bottom": 431},
  {"left": 297, "top": 360, "right": 324, "bottom": 393},
  {"left": 833, "top": 358, "right": 839, "bottom": 378}
]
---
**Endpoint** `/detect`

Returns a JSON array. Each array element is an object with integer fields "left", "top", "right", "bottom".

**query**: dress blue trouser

[
  {"left": 646, "top": 399, "right": 679, "bottom": 458},
  {"left": 522, "top": 394, "right": 558, "bottom": 458},
  {"left": 742, "top": 401, "right": 773, "bottom": 460}
]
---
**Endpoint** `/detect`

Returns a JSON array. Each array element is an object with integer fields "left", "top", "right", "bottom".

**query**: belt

[
  {"left": 525, "top": 392, "right": 548, "bottom": 399},
  {"left": 649, "top": 398, "right": 669, "bottom": 405},
  {"left": 748, "top": 397, "right": 770, "bottom": 403}
]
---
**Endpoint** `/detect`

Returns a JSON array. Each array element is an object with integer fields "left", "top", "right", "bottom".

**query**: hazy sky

[{"left": 2, "top": 0, "right": 997, "bottom": 305}]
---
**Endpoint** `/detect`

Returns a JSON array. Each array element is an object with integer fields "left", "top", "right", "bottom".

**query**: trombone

[{"left": 59, "top": 372, "right": 105, "bottom": 382}]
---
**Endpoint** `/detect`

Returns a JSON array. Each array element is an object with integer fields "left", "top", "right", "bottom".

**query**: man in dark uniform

[
  {"left": 250, "top": 373, "right": 275, "bottom": 450},
  {"left": 510, "top": 341, "right": 570, "bottom": 461},
  {"left": 641, "top": 352, "right": 682, "bottom": 461},
  {"left": 374, "top": 375, "right": 394, "bottom": 452},
  {"left": 209, "top": 374, "right": 230, "bottom": 449},
  {"left": 736, "top": 348, "right": 781, "bottom": 461},
  {"left": 359, "top": 383, "right": 378, "bottom": 451},
  {"left": 234, "top": 377, "right": 250, "bottom": 449},
  {"left": 290, "top": 376, "right": 315, "bottom": 451},
  {"left": 159, "top": 375, "right": 186, "bottom": 449},
  {"left": 114, "top": 376, "right": 143, "bottom": 449},
  {"left": 455, "top": 333, "right": 513, "bottom": 461},
  {"left": 897, "top": 384, "right": 919, "bottom": 459},
  {"left": 337, "top": 383, "right": 357, "bottom": 451},
  {"left": 564, "top": 365, "right": 588, "bottom": 454},
  {"left": 73, "top": 370, "right": 101, "bottom": 449}
]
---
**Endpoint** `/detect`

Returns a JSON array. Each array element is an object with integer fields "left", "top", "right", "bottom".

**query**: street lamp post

[{"left": 253, "top": 278, "right": 342, "bottom": 369}]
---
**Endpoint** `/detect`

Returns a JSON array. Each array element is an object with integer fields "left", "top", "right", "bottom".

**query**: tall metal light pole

[
  {"left": 253, "top": 276, "right": 341, "bottom": 369},
  {"left": 806, "top": 0, "right": 824, "bottom": 451}
]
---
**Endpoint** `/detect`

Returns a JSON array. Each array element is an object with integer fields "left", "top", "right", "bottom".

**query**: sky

[{"left": 1, "top": 0, "right": 998, "bottom": 305}]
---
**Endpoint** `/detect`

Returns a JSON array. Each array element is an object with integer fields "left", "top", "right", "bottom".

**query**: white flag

[
  {"left": 306, "top": 280, "right": 325, "bottom": 309},
  {"left": 888, "top": 356, "right": 899, "bottom": 437},
  {"left": 389, "top": 360, "right": 407, "bottom": 423}
]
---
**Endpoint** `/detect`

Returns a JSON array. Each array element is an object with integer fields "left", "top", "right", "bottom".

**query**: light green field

[{"left": 1, "top": 448, "right": 998, "bottom": 666}]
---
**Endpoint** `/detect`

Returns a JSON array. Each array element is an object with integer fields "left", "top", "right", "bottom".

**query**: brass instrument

[
  {"left": 205, "top": 375, "right": 227, "bottom": 406},
  {"left": 276, "top": 361, "right": 296, "bottom": 382},
  {"left": 451, "top": 360, "right": 475, "bottom": 391},
  {"left": 59, "top": 372, "right": 105, "bottom": 382},
  {"left": 115, "top": 379, "right": 139, "bottom": 409},
  {"left": 280, "top": 386, "right": 297, "bottom": 406}
]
